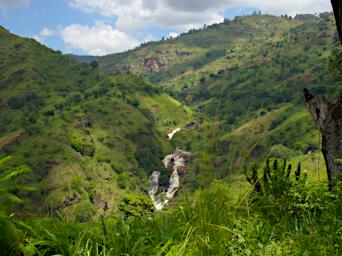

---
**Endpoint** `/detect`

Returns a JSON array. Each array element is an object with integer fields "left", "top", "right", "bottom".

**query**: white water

[
  {"left": 149, "top": 124, "right": 197, "bottom": 210},
  {"left": 149, "top": 148, "right": 191, "bottom": 210},
  {"left": 167, "top": 127, "right": 181, "bottom": 140}
]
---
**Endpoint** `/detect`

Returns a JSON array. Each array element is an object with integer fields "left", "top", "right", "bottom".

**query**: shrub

[
  {"left": 118, "top": 194, "right": 154, "bottom": 219},
  {"left": 117, "top": 174, "right": 126, "bottom": 189},
  {"left": 7, "top": 92, "right": 43, "bottom": 109},
  {"left": 73, "top": 200, "right": 96, "bottom": 222},
  {"left": 246, "top": 159, "right": 335, "bottom": 228},
  {"left": 71, "top": 140, "right": 95, "bottom": 157},
  {"left": 269, "top": 144, "right": 295, "bottom": 159},
  {"left": 246, "top": 159, "right": 295, "bottom": 196},
  {"left": 131, "top": 99, "right": 140, "bottom": 108},
  {"left": 0, "top": 156, "right": 33, "bottom": 255},
  {"left": 89, "top": 60, "right": 98, "bottom": 69},
  {"left": 111, "top": 165, "right": 123, "bottom": 174}
]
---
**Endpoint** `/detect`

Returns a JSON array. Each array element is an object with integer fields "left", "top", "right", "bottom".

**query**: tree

[
  {"left": 302, "top": 1, "right": 342, "bottom": 187},
  {"left": 331, "top": 0, "right": 342, "bottom": 44},
  {"left": 303, "top": 89, "right": 342, "bottom": 187},
  {"left": 118, "top": 194, "right": 154, "bottom": 219},
  {"left": 89, "top": 60, "right": 99, "bottom": 69}
]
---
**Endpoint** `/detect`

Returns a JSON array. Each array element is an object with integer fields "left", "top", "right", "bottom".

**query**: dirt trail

[{"left": 0, "top": 131, "right": 22, "bottom": 151}]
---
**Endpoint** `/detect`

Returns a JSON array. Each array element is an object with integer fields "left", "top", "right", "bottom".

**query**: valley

[
  {"left": 1, "top": 12, "right": 339, "bottom": 217},
  {"left": 0, "top": 9, "right": 341, "bottom": 255}
]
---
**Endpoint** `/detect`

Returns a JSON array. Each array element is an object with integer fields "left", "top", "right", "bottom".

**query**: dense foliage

[
  {"left": 2, "top": 171, "right": 342, "bottom": 255},
  {"left": 0, "top": 11, "right": 342, "bottom": 255}
]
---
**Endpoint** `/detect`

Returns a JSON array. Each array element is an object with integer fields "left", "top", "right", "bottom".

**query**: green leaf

[
  {"left": 0, "top": 165, "right": 32, "bottom": 182},
  {"left": 0, "top": 192, "right": 23, "bottom": 203},
  {"left": 0, "top": 156, "right": 12, "bottom": 168}
]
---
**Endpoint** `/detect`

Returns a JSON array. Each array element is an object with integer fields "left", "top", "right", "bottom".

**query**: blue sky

[{"left": 0, "top": 0, "right": 332, "bottom": 56}]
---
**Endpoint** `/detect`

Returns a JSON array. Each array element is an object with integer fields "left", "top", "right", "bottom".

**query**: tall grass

[
  {"left": 2, "top": 156, "right": 342, "bottom": 255},
  {"left": 13, "top": 178, "right": 342, "bottom": 256}
]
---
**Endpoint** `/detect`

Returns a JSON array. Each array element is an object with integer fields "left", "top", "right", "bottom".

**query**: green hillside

[
  {"left": 2, "top": 13, "right": 341, "bottom": 218},
  {"left": 91, "top": 13, "right": 341, "bottom": 177},
  {"left": 0, "top": 26, "right": 193, "bottom": 217},
  {"left": 1, "top": 10, "right": 342, "bottom": 255}
]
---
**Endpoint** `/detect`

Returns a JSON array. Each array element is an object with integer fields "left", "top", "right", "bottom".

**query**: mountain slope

[
  {"left": 82, "top": 13, "right": 341, "bottom": 186},
  {"left": 95, "top": 13, "right": 340, "bottom": 129},
  {"left": 0, "top": 26, "right": 193, "bottom": 217},
  {"left": 2, "top": 12, "right": 341, "bottom": 217}
]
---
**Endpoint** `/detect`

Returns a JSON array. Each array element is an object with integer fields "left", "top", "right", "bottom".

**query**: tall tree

[
  {"left": 331, "top": 0, "right": 342, "bottom": 44},
  {"left": 302, "top": 2, "right": 342, "bottom": 186},
  {"left": 303, "top": 89, "right": 341, "bottom": 185}
]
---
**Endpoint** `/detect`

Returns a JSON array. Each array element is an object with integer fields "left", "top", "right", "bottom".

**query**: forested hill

[
  {"left": 1, "top": 12, "right": 341, "bottom": 218},
  {"left": 1, "top": 10, "right": 342, "bottom": 255},
  {"left": 81, "top": 13, "right": 340, "bottom": 125},
  {"left": 93, "top": 13, "right": 338, "bottom": 84},
  {"left": 81, "top": 12, "right": 341, "bottom": 170},
  {"left": 0, "top": 25, "right": 192, "bottom": 217}
]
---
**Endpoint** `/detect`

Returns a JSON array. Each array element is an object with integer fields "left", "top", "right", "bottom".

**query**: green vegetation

[
  {"left": 118, "top": 194, "right": 154, "bottom": 219},
  {"left": 0, "top": 26, "right": 191, "bottom": 216},
  {"left": 0, "top": 156, "right": 34, "bottom": 255},
  {"left": 0, "top": 11, "right": 342, "bottom": 255},
  {"left": 87, "top": 12, "right": 341, "bottom": 168},
  {"left": 71, "top": 139, "right": 95, "bottom": 157},
  {"left": 3, "top": 168, "right": 342, "bottom": 255}
]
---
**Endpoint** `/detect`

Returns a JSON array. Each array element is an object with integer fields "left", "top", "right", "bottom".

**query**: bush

[
  {"left": 131, "top": 99, "right": 140, "bottom": 108},
  {"left": 111, "top": 165, "right": 123, "bottom": 174},
  {"left": 269, "top": 144, "right": 295, "bottom": 159},
  {"left": 246, "top": 159, "right": 336, "bottom": 229},
  {"left": 71, "top": 139, "right": 95, "bottom": 156},
  {"left": 89, "top": 60, "right": 98, "bottom": 69},
  {"left": 7, "top": 92, "right": 43, "bottom": 109},
  {"left": 0, "top": 156, "right": 33, "bottom": 255},
  {"left": 118, "top": 194, "right": 154, "bottom": 219},
  {"left": 73, "top": 200, "right": 96, "bottom": 222},
  {"left": 117, "top": 174, "right": 126, "bottom": 189}
]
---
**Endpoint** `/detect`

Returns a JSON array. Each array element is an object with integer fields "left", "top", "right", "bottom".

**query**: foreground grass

[{"left": 5, "top": 177, "right": 341, "bottom": 256}]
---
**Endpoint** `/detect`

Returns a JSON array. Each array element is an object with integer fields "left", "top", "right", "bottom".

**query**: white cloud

[
  {"left": 165, "top": 0, "right": 331, "bottom": 16},
  {"left": 69, "top": 0, "right": 332, "bottom": 28},
  {"left": 32, "top": 27, "right": 54, "bottom": 44},
  {"left": 33, "top": 34, "right": 42, "bottom": 43},
  {"left": 69, "top": 0, "right": 225, "bottom": 32},
  {"left": 65, "top": 0, "right": 332, "bottom": 54},
  {"left": 168, "top": 32, "right": 178, "bottom": 38},
  {"left": 240, "top": 0, "right": 331, "bottom": 16},
  {"left": 40, "top": 27, "right": 54, "bottom": 37},
  {"left": 59, "top": 22, "right": 140, "bottom": 55}
]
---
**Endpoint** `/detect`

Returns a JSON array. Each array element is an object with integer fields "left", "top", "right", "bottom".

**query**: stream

[{"left": 149, "top": 122, "right": 198, "bottom": 210}]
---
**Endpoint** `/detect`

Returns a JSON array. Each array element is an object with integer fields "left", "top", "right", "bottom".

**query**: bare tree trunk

[
  {"left": 331, "top": 0, "right": 342, "bottom": 44},
  {"left": 303, "top": 89, "right": 342, "bottom": 186}
]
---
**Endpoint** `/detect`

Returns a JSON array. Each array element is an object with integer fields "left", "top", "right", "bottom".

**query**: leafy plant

[
  {"left": 70, "top": 139, "right": 95, "bottom": 157},
  {"left": 118, "top": 194, "right": 154, "bottom": 219},
  {"left": 0, "top": 156, "right": 33, "bottom": 255},
  {"left": 246, "top": 159, "right": 299, "bottom": 196}
]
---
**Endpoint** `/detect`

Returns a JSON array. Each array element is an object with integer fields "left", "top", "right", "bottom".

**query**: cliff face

[{"left": 144, "top": 58, "right": 165, "bottom": 73}]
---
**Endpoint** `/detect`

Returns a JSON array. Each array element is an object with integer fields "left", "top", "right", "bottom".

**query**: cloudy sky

[{"left": 0, "top": 0, "right": 333, "bottom": 56}]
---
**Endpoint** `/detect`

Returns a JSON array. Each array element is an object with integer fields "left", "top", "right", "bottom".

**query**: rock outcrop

[{"left": 144, "top": 58, "right": 164, "bottom": 73}]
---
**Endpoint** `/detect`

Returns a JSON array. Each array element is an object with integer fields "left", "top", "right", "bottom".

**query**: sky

[{"left": 0, "top": 0, "right": 333, "bottom": 56}]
